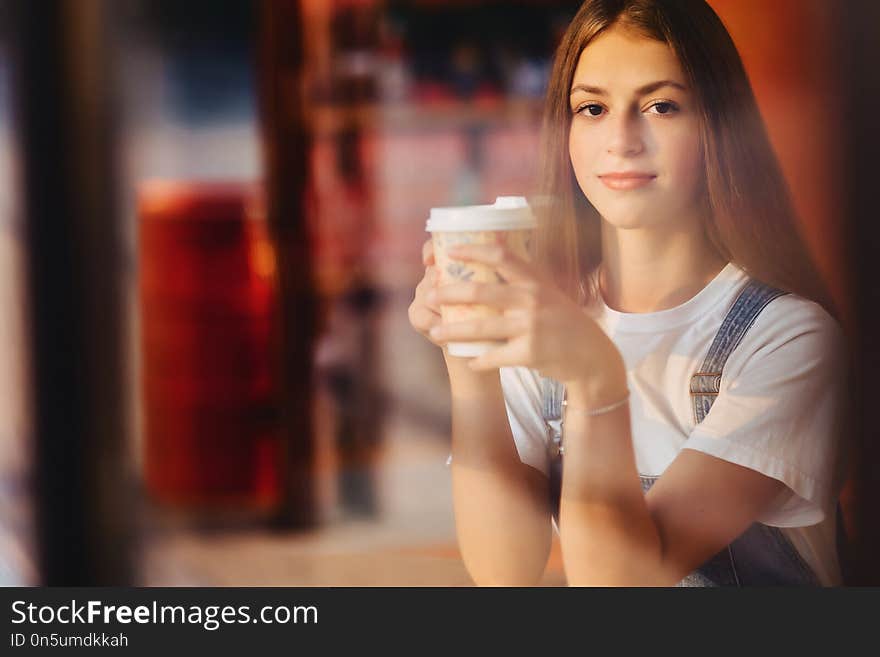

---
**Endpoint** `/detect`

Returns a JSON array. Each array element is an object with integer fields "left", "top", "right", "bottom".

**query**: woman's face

[{"left": 568, "top": 25, "right": 704, "bottom": 230}]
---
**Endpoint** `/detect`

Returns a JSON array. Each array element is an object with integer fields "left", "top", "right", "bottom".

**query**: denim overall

[{"left": 543, "top": 279, "right": 833, "bottom": 586}]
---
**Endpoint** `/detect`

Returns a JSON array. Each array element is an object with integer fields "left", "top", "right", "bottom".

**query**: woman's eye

[
  {"left": 575, "top": 103, "right": 604, "bottom": 117},
  {"left": 648, "top": 101, "right": 679, "bottom": 115}
]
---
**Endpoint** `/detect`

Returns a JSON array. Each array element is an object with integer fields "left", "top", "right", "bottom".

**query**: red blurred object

[{"left": 138, "top": 181, "right": 281, "bottom": 510}]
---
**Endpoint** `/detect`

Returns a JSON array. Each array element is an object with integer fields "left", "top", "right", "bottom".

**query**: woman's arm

[
  {"left": 409, "top": 239, "right": 552, "bottom": 585},
  {"left": 445, "top": 353, "right": 552, "bottom": 586},
  {"left": 560, "top": 377, "right": 785, "bottom": 586}
]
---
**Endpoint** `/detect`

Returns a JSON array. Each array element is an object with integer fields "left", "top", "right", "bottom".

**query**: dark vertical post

[
  {"left": 838, "top": 0, "right": 880, "bottom": 586},
  {"left": 329, "top": 7, "right": 383, "bottom": 518},
  {"left": 257, "top": 0, "right": 318, "bottom": 528},
  {"left": 10, "top": 0, "right": 132, "bottom": 584}
]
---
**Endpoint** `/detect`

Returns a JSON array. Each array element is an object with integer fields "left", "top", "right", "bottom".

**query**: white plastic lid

[
  {"left": 493, "top": 196, "right": 530, "bottom": 209},
  {"left": 426, "top": 197, "right": 536, "bottom": 232}
]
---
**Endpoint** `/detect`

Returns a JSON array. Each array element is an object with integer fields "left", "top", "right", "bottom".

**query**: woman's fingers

[
  {"left": 417, "top": 267, "right": 441, "bottom": 312},
  {"left": 427, "top": 281, "right": 532, "bottom": 310},
  {"left": 446, "top": 244, "right": 538, "bottom": 284},
  {"left": 468, "top": 338, "right": 526, "bottom": 371},
  {"left": 408, "top": 301, "right": 441, "bottom": 335},
  {"left": 410, "top": 265, "right": 441, "bottom": 337},
  {"left": 422, "top": 239, "right": 435, "bottom": 266},
  {"left": 429, "top": 315, "right": 527, "bottom": 343}
]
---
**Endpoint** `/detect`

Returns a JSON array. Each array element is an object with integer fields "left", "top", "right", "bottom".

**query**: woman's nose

[{"left": 606, "top": 111, "right": 645, "bottom": 157}]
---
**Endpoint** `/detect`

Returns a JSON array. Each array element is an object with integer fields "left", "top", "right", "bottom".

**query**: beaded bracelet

[{"left": 562, "top": 390, "right": 630, "bottom": 417}]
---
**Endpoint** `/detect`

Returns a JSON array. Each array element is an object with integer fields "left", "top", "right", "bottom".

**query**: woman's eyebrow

[{"left": 569, "top": 80, "right": 688, "bottom": 96}]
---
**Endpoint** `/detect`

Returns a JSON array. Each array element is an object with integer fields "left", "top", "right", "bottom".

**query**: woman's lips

[{"left": 598, "top": 173, "right": 657, "bottom": 190}]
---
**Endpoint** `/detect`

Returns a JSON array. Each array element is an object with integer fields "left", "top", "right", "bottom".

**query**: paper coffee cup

[{"left": 426, "top": 197, "right": 537, "bottom": 358}]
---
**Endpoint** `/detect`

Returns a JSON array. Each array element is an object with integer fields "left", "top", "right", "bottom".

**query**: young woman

[{"left": 408, "top": 0, "right": 850, "bottom": 586}]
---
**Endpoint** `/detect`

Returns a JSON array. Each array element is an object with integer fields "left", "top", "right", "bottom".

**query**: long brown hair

[{"left": 533, "top": 0, "right": 836, "bottom": 318}]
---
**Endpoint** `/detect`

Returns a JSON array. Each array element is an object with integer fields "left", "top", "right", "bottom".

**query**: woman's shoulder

[
  {"left": 733, "top": 286, "right": 849, "bottom": 368},
  {"left": 756, "top": 289, "right": 844, "bottom": 341}
]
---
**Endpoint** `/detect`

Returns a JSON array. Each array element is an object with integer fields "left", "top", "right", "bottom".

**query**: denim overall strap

[
  {"left": 690, "top": 279, "right": 788, "bottom": 424},
  {"left": 541, "top": 377, "right": 565, "bottom": 456},
  {"left": 542, "top": 377, "right": 565, "bottom": 519}
]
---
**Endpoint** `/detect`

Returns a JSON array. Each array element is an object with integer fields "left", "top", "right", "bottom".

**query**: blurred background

[{"left": 0, "top": 0, "right": 876, "bottom": 586}]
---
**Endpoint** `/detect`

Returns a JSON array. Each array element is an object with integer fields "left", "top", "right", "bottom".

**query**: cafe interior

[{"left": 0, "top": 0, "right": 878, "bottom": 586}]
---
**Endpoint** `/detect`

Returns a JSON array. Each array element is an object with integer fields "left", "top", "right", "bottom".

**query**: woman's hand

[
  {"left": 409, "top": 239, "right": 506, "bottom": 396},
  {"left": 407, "top": 239, "right": 444, "bottom": 346},
  {"left": 426, "top": 243, "right": 627, "bottom": 405}
]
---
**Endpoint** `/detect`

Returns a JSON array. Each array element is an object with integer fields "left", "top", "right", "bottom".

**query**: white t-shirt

[{"left": 500, "top": 262, "right": 850, "bottom": 585}]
